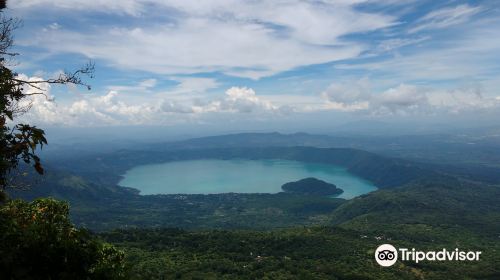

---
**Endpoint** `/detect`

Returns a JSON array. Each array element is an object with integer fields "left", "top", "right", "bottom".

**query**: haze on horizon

[{"left": 6, "top": 0, "right": 500, "bottom": 136}]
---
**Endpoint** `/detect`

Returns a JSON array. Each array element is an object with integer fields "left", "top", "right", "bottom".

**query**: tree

[
  {"left": 0, "top": 3, "right": 127, "bottom": 278},
  {"left": 0, "top": 1, "right": 94, "bottom": 192},
  {"left": 0, "top": 198, "right": 127, "bottom": 279}
]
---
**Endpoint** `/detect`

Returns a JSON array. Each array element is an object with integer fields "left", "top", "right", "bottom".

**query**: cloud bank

[
  {"left": 322, "top": 79, "right": 499, "bottom": 115},
  {"left": 16, "top": 75, "right": 500, "bottom": 127}
]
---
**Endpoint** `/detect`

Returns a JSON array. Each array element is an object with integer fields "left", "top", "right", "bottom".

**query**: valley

[{"left": 7, "top": 133, "right": 500, "bottom": 279}]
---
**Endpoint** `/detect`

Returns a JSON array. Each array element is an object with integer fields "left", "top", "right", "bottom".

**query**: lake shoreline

[{"left": 118, "top": 159, "right": 377, "bottom": 199}]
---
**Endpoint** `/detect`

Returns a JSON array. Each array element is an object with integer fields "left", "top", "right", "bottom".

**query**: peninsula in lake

[{"left": 281, "top": 177, "right": 344, "bottom": 196}]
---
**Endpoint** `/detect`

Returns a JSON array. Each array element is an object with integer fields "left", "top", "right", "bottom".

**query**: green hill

[
  {"left": 99, "top": 178, "right": 500, "bottom": 279},
  {"left": 9, "top": 144, "right": 500, "bottom": 279},
  {"left": 282, "top": 177, "right": 343, "bottom": 196}
]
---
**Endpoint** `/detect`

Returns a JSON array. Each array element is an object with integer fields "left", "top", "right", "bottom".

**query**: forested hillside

[
  {"left": 9, "top": 153, "right": 500, "bottom": 279},
  {"left": 100, "top": 177, "right": 500, "bottom": 279}
]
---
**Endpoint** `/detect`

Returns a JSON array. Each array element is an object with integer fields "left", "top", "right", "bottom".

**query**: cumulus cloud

[
  {"left": 160, "top": 100, "right": 195, "bottom": 114},
  {"left": 321, "top": 78, "right": 371, "bottom": 111},
  {"left": 62, "top": 90, "right": 160, "bottom": 125},
  {"left": 16, "top": 75, "right": 60, "bottom": 124},
  {"left": 16, "top": 75, "right": 282, "bottom": 126},
  {"left": 15, "top": 75, "right": 157, "bottom": 126},
  {"left": 14, "top": 74, "right": 500, "bottom": 127},
  {"left": 321, "top": 79, "right": 499, "bottom": 115},
  {"left": 427, "top": 87, "right": 496, "bottom": 113},
  {"left": 217, "top": 87, "right": 278, "bottom": 113},
  {"left": 160, "top": 87, "right": 280, "bottom": 114},
  {"left": 373, "top": 84, "right": 428, "bottom": 114}
]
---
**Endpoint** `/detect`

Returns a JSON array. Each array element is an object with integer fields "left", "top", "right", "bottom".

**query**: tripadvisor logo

[
  {"left": 374, "top": 244, "right": 482, "bottom": 267},
  {"left": 375, "top": 244, "right": 398, "bottom": 267}
]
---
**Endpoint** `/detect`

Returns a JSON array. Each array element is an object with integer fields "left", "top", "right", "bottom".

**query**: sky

[{"left": 4, "top": 0, "right": 500, "bottom": 134}]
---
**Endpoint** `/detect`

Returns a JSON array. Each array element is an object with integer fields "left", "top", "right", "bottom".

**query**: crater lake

[{"left": 118, "top": 159, "right": 377, "bottom": 199}]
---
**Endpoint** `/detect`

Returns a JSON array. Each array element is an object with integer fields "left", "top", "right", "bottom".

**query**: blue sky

[{"left": 5, "top": 0, "right": 500, "bottom": 130}]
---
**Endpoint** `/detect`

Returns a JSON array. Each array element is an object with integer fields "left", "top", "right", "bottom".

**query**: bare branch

[
  {"left": 0, "top": 6, "right": 94, "bottom": 190},
  {"left": 0, "top": 15, "right": 20, "bottom": 61},
  {"left": 11, "top": 61, "right": 95, "bottom": 91}
]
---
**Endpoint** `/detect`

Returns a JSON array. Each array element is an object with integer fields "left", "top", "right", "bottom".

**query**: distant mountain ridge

[
  {"left": 50, "top": 146, "right": 440, "bottom": 190},
  {"left": 153, "top": 132, "right": 342, "bottom": 150},
  {"left": 41, "top": 131, "right": 500, "bottom": 185},
  {"left": 148, "top": 132, "right": 500, "bottom": 184},
  {"left": 10, "top": 135, "right": 500, "bottom": 239}
]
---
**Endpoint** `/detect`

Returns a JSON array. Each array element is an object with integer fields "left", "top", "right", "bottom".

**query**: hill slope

[{"left": 282, "top": 177, "right": 343, "bottom": 196}]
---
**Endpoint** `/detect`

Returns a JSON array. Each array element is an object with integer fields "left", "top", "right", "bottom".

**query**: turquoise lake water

[{"left": 118, "top": 159, "right": 377, "bottom": 199}]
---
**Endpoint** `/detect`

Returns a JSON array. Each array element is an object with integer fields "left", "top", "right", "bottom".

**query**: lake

[{"left": 118, "top": 159, "right": 377, "bottom": 199}]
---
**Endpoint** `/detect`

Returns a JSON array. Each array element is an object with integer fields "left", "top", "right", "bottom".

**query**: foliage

[
  {"left": 330, "top": 178, "right": 500, "bottom": 236},
  {"left": 0, "top": 5, "right": 128, "bottom": 280},
  {"left": 281, "top": 177, "right": 343, "bottom": 195},
  {"left": 0, "top": 41, "right": 47, "bottom": 188},
  {"left": 0, "top": 198, "right": 126, "bottom": 279},
  {"left": 0, "top": 3, "right": 94, "bottom": 191},
  {"left": 10, "top": 166, "right": 500, "bottom": 279},
  {"left": 6, "top": 144, "right": 500, "bottom": 279},
  {"left": 93, "top": 177, "right": 500, "bottom": 279},
  {"left": 101, "top": 226, "right": 500, "bottom": 280},
  {"left": 70, "top": 192, "right": 344, "bottom": 231}
]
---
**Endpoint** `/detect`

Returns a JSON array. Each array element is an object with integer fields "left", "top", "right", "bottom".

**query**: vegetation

[
  {"left": 0, "top": 1, "right": 93, "bottom": 191},
  {"left": 5, "top": 133, "right": 500, "bottom": 279},
  {"left": 282, "top": 177, "right": 343, "bottom": 196},
  {"left": 91, "top": 177, "right": 500, "bottom": 279},
  {"left": 330, "top": 178, "right": 500, "bottom": 236},
  {"left": 0, "top": 3, "right": 126, "bottom": 279},
  {"left": 0, "top": 198, "right": 126, "bottom": 279},
  {"left": 101, "top": 224, "right": 499, "bottom": 280},
  {"left": 9, "top": 164, "right": 500, "bottom": 279}
]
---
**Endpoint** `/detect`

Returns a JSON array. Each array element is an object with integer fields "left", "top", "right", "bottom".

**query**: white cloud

[
  {"left": 218, "top": 87, "right": 278, "bottom": 113},
  {"left": 138, "top": 78, "right": 157, "bottom": 89},
  {"left": 376, "top": 36, "right": 429, "bottom": 52},
  {"left": 320, "top": 79, "right": 500, "bottom": 115},
  {"left": 14, "top": 74, "right": 500, "bottom": 127},
  {"left": 160, "top": 101, "right": 195, "bottom": 114},
  {"left": 41, "top": 22, "right": 61, "bottom": 32},
  {"left": 335, "top": 21, "right": 500, "bottom": 83},
  {"left": 108, "top": 77, "right": 219, "bottom": 97},
  {"left": 16, "top": 75, "right": 283, "bottom": 126},
  {"left": 427, "top": 86, "right": 497, "bottom": 113},
  {"left": 16, "top": 75, "right": 60, "bottom": 124},
  {"left": 321, "top": 78, "right": 371, "bottom": 111},
  {"left": 16, "top": 0, "right": 396, "bottom": 79},
  {"left": 107, "top": 78, "right": 157, "bottom": 94},
  {"left": 12, "top": 0, "right": 145, "bottom": 16},
  {"left": 16, "top": 75, "right": 156, "bottom": 126},
  {"left": 409, "top": 4, "right": 482, "bottom": 33},
  {"left": 161, "top": 87, "right": 280, "bottom": 114},
  {"left": 169, "top": 77, "right": 219, "bottom": 95},
  {"left": 373, "top": 84, "right": 428, "bottom": 114}
]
